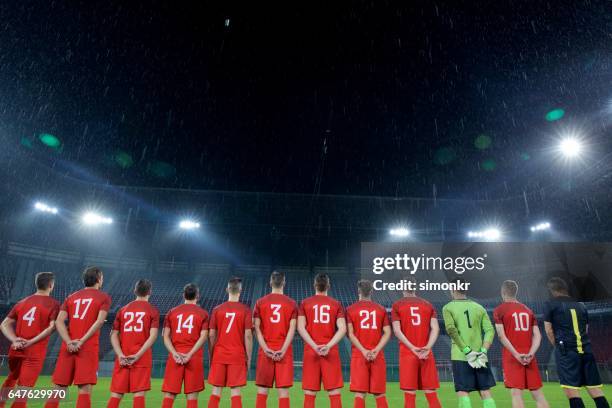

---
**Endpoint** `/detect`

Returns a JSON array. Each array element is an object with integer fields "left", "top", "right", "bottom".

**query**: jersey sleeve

[
  {"left": 493, "top": 306, "right": 502, "bottom": 324},
  {"left": 298, "top": 301, "right": 305, "bottom": 317},
  {"left": 253, "top": 301, "right": 260, "bottom": 320},
  {"left": 50, "top": 301, "right": 60, "bottom": 320},
  {"left": 100, "top": 294, "right": 111, "bottom": 312},
  {"left": 336, "top": 302, "right": 345, "bottom": 318},
  {"left": 345, "top": 307, "right": 353, "bottom": 325},
  {"left": 244, "top": 307, "right": 253, "bottom": 330},
  {"left": 112, "top": 312, "right": 122, "bottom": 331},
  {"left": 209, "top": 309, "right": 217, "bottom": 330},
  {"left": 530, "top": 309, "right": 537, "bottom": 326},
  {"left": 163, "top": 312, "right": 172, "bottom": 329},
  {"left": 151, "top": 307, "right": 160, "bottom": 329},
  {"left": 482, "top": 309, "right": 495, "bottom": 344},
  {"left": 6, "top": 305, "right": 18, "bottom": 320},
  {"left": 391, "top": 302, "right": 400, "bottom": 322},
  {"left": 382, "top": 308, "right": 390, "bottom": 327},
  {"left": 202, "top": 310, "right": 210, "bottom": 330},
  {"left": 442, "top": 304, "right": 467, "bottom": 350},
  {"left": 60, "top": 298, "right": 68, "bottom": 313},
  {"left": 431, "top": 304, "right": 438, "bottom": 318},
  {"left": 290, "top": 301, "right": 298, "bottom": 319}
]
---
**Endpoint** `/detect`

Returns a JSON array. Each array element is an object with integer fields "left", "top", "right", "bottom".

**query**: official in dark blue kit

[{"left": 543, "top": 277, "right": 609, "bottom": 408}]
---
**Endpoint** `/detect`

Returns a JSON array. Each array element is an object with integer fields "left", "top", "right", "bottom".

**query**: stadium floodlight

[
  {"left": 558, "top": 137, "right": 583, "bottom": 159},
  {"left": 81, "top": 212, "right": 113, "bottom": 226},
  {"left": 530, "top": 222, "right": 551, "bottom": 232},
  {"left": 179, "top": 219, "right": 201, "bottom": 230},
  {"left": 467, "top": 228, "right": 501, "bottom": 241},
  {"left": 34, "top": 201, "right": 58, "bottom": 214},
  {"left": 389, "top": 227, "right": 410, "bottom": 237}
]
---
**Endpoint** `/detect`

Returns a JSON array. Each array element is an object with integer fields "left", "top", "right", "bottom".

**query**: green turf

[{"left": 3, "top": 376, "right": 610, "bottom": 407}]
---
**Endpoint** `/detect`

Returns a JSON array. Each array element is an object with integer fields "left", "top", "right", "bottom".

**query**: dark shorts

[
  {"left": 452, "top": 360, "right": 496, "bottom": 392},
  {"left": 555, "top": 349, "right": 602, "bottom": 389}
]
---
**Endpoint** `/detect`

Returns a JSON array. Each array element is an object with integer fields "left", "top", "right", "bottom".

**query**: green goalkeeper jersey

[{"left": 442, "top": 298, "right": 495, "bottom": 361}]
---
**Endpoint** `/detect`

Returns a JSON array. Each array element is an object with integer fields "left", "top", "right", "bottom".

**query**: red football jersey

[
  {"left": 209, "top": 301, "right": 253, "bottom": 365},
  {"left": 164, "top": 303, "right": 209, "bottom": 353},
  {"left": 253, "top": 293, "right": 297, "bottom": 350},
  {"left": 298, "top": 295, "right": 345, "bottom": 345},
  {"left": 391, "top": 296, "right": 437, "bottom": 351},
  {"left": 113, "top": 300, "right": 160, "bottom": 367},
  {"left": 493, "top": 301, "right": 537, "bottom": 355},
  {"left": 346, "top": 300, "right": 390, "bottom": 350},
  {"left": 60, "top": 288, "right": 111, "bottom": 352},
  {"left": 7, "top": 294, "right": 60, "bottom": 358}
]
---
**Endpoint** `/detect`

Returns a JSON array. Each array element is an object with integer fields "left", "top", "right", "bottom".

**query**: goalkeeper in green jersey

[{"left": 443, "top": 279, "right": 497, "bottom": 408}]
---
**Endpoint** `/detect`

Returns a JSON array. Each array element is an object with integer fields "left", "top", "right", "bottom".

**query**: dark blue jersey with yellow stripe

[{"left": 543, "top": 295, "right": 591, "bottom": 354}]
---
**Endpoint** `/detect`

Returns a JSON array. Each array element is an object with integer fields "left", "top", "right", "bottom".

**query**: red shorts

[
  {"left": 301, "top": 346, "right": 343, "bottom": 392},
  {"left": 503, "top": 355, "right": 543, "bottom": 390},
  {"left": 52, "top": 348, "right": 99, "bottom": 386},
  {"left": 350, "top": 353, "right": 386, "bottom": 394},
  {"left": 5, "top": 355, "right": 44, "bottom": 387},
  {"left": 399, "top": 351, "right": 440, "bottom": 390},
  {"left": 162, "top": 354, "right": 205, "bottom": 394},
  {"left": 208, "top": 362, "right": 247, "bottom": 388},
  {"left": 110, "top": 361, "right": 151, "bottom": 394},
  {"left": 255, "top": 350, "right": 293, "bottom": 388}
]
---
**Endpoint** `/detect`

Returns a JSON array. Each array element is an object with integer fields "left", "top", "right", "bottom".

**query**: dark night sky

[{"left": 1, "top": 1, "right": 611, "bottom": 198}]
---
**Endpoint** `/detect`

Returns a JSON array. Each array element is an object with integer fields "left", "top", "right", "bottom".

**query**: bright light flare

[
  {"left": 34, "top": 201, "right": 58, "bottom": 214},
  {"left": 559, "top": 137, "right": 583, "bottom": 158},
  {"left": 81, "top": 212, "right": 113, "bottom": 226},
  {"left": 179, "top": 220, "right": 201, "bottom": 230},
  {"left": 467, "top": 228, "right": 501, "bottom": 241},
  {"left": 530, "top": 222, "right": 551, "bottom": 232},
  {"left": 389, "top": 227, "right": 410, "bottom": 237}
]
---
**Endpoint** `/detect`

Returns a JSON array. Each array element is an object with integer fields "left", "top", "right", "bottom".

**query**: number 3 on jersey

[{"left": 270, "top": 304, "right": 281, "bottom": 323}]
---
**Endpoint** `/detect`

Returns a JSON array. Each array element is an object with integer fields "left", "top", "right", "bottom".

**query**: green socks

[
  {"left": 482, "top": 398, "right": 497, "bottom": 408},
  {"left": 459, "top": 396, "right": 472, "bottom": 408}
]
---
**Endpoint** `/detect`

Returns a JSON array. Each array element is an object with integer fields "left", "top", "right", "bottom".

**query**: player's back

[
  {"left": 8, "top": 294, "right": 60, "bottom": 356},
  {"left": 346, "top": 299, "right": 389, "bottom": 350},
  {"left": 443, "top": 299, "right": 491, "bottom": 359},
  {"left": 165, "top": 303, "right": 209, "bottom": 353},
  {"left": 254, "top": 293, "right": 297, "bottom": 350},
  {"left": 544, "top": 295, "right": 591, "bottom": 352},
  {"left": 210, "top": 301, "right": 252, "bottom": 364},
  {"left": 62, "top": 287, "right": 111, "bottom": 351},
  {"left": 392, "top": 296, "right": 436, "bottom": 349},
  {"left": 493, "top": 301, "right": 536, "bottom": 354},
  {"left": 299, "top": 294, "right": 344, "bottom": 346},
  {"left": 114, "top": 300, "right": 160, "bottom": 366}
]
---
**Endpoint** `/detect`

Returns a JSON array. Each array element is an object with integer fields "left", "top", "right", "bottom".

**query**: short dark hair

[
  {"left": 270, "top": 271, "right": 285, "bottom": 289},
  {"left": 453, "top": 277, "right": 468, "bottom": 294},
  {"left": 314, "top": 273, "right": 330, "bottom": 292},
  {"left": 35, "top": 272, "right": 55, "bottom": 290},
  {"left": 228, "top": 277, "right": 242, "bottom": 295},
  {"left": 134, "top": 279, "right": 152, "bottom": 297},
  {"left": 183, "top": 283, "right": 199, "bottom": 301},
  {"left": 357, "top": 280, "right": 373, "bottom": 297},
  {"left": 547, "top": 277, "right": 569, "bottom": 294},
  {"left": 501, "top": 280, "right": 519, "bottom": 297},
  {"left": 82, "top": 266, "right": 103, "bottom": 287}
]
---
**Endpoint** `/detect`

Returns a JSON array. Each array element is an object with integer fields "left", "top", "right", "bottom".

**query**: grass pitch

[{"left": 3, "top": 376, "right": 610, "bottom": 407}]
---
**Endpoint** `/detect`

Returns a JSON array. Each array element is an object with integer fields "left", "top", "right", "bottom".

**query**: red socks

[
  {"left": 107, "top": 396, "right": 121, "bottom": 408},
  {"left": 256, "top": 393, "right": 268, "bottom": 408},
  {"left": 304, "top": 394, "right": 316, "bottom": 408},
  {"left": 76, "top": 393, "right": 91, "bottom": 408},
  {"left": 208, "top": 395, "right": 220, "bottom": 408},
  {"left": 279, "top": 397, "right": 290, "bottom": 408},
  {"left": 404, "top": 392, "right": 416, "bottom": 408},
  {"left": 231, "top": 395, "right": 242, "bottom": 408},
  {"left": 133, "top": 395, "right": 145, "bottom": 408},
  {"left": 425, "top": 392, "right": 442, "bottom": 408},
  {"left": 162, "top": 397, "right": 174, "bottom": 408},
  {"left": 376, "top": 396, "right": 389, "bottom": 408},
  {"left": 330, "top": 394, "right": 342, "bottom": 408},
  {"left": 187, "top": 400, "right": 198, "bottom": 408},
  {"left": 354, "top": 396, "right": 365, "bottom": 408}
]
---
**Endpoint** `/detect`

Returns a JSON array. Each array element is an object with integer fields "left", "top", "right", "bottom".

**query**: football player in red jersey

[
  {"left": 391, "top": 280, "right": 441, "bottom": 408},
  {"left": 346, "top": 280, "right": 391, "bottom": 408},
  {"left": 0, "top": 272, "right": 59, "bottom": 408},
  {"left": 106, "top": 279, "right": 160, "bottom": 408},
  {"left": 207, "top": 277, "right": 253, "bottom": 408},
  {"left": 297, "top": 273, "right": 346, "bottom": 408},
  {"left": 493, "top": 280, "right": 549, "bottom": 408},
  {"left": 45, "top": 266, "right": 111, "bottom": 408},
  {"left": 253, "top": 271, "right": 298, "bottom": 408},
  {"left": 161, "top": 283, "right": 209, "bottom": 408}
]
